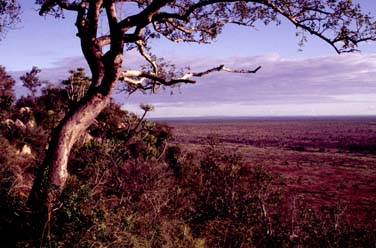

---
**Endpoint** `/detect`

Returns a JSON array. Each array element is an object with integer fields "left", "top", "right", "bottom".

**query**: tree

[
  {"left": 0, "top": 65, "right": 15, "bottom": 112},
  {"left": 0, "top": 0, "right": 21, "bottom": 41},
  {"left": 20, "top": 66, "right": 43, "bottom": 97},
  {"left": 28, "top": 0, "right": 376, "bottom": 215},
  {"left": 61, "top": 68, "right": 90, "bottom": 108}
]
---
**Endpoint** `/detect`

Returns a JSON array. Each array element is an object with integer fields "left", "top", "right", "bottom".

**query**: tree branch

[
  {"left": 119, "top": 65, "right": 261, "bottom": 90},
  {"left": 255, "top": 0, "right": 343, "bottom": 53},
  {"left": 118, "top": 0, "right": 173, "bottom": 32},
  {"left": 104, "top": 0, "right": 118, "bottom": 32},
  {"left": 76, "top": 1, "right": 105, "bottom": 88},
  {"left": 152, "top": 0, "right": 375, "bottom": 52},
  {"left": 97, "top": 35, "right": 111, "bottom": 47},
  {"left": 39, "top": 0, "right": 82, "bottom": 15},
  {"left": 153, "top": 0, "right": 230, "bottom": 22},
  {"left": 136, "top": 40, "right": 158, "bottom": 75}
]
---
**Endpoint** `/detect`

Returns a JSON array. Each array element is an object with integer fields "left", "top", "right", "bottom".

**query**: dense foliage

[
  {"left": 0, "top": 66, "right": 375, "bottom": 247},
  {"left": 0, "top": 65, "right": 16, "bottom": 114}
]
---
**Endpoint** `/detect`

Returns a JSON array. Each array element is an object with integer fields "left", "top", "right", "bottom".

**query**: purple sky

[{"left": 1, "top": 1, "right": 376, "bottom": 117}]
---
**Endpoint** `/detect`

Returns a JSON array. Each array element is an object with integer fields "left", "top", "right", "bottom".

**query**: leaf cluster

[{"left": 0, "top": 0, "right": 20, "bottom": 40}]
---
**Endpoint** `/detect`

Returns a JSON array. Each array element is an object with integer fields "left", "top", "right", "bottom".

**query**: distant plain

[{"left": 164, "top": 117, "right": 376, "bottom": 226}]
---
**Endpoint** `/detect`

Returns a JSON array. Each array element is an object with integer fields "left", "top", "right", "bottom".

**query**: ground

[{"left": 165, "top": 117, "right": 376, "bottom": 227}]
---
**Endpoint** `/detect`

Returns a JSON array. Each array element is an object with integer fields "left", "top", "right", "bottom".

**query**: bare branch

[
  {"left": 153, "top": 0, "right": 231, "bottom": 22},
  {"left": 119, "top": 65, "right": 261, "bottom": 91},
  {"left": 165, "top": 19, "right": 195, "bottom": 35},
  {"left": 99, "top": 33, "right": 143, "bottom": 47},
  {"left": 77, "top": 1, "right": 106, "bottom": 88},
  {"left": 97, "top": 35, "right": 111, "bottom": 47},
  {"left": 118, "top": 0, "right": 173, "bottom": 32},
  {"left": 136, "top": 40, "right": 158, "bottom": 75},
  {"left": 255, "top": 0, "right": 342, "bottom": 53},
  {"left": 104, "top": 0, "right": 119, "bottom": 32},
  {"left": 86, "top": 0, "right": 102, "bottom": 39},
  {"left": 221, "top": 66, "right": 262, "bottom": 74}
]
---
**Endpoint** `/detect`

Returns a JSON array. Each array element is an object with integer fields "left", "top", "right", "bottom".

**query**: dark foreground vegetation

[
  {"left": 169, "top": 119, "right": 376, "bottom": 225},
  {"left": 0, "top": 66, "right": 375, "bottom": 247}
]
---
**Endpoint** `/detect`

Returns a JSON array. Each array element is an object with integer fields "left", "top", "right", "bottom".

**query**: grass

[{"left": 166, "top": 118, "right": 376, "bottom": 227}]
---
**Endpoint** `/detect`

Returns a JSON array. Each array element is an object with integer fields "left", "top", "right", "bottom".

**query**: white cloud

[
  {"left": 123, "top": 53, "right": 376, "bottom": 112},
  {"left": 11, "top": 52, "right": 376, "bottom": 116},
  {"left": 331, "top": 94, "right": 376, "bottom": 103},
  {"left": 126, "top": 101, "right": 376, "bottom": 118}
]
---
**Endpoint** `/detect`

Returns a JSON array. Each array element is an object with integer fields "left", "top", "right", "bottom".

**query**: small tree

[
  {"left": 61, "top": 68, "right": 90, "bottom": 108},
  {"left": 0, "top": 65, "right": 15, "bottom": 113},
  {"left": 28, "top": 0, "right": 376, "bottom": 219},
  {"left": 20, "top": 66, "right": 43, "bottom": 97}
]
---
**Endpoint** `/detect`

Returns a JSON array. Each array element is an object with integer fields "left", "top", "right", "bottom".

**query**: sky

[{"left": 1, "top": 1, "right": 376, "bottom": 117}]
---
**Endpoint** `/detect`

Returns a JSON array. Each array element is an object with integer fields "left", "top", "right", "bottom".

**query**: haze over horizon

[{"left": 1, "top": 1, "right": 376, "bottom": 118}]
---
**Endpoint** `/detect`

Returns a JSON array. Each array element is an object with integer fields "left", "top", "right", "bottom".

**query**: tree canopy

[
  {"left": 20, "top": 66, "right": 43, "bottom": 97},
  {"left": 35, "top": 0, "right": 376, "bottom": 94},
  {"left": 0, "top": 0, "right": 20, "bottom": 41},
  {"left": 0, "top": 65, "right": 15, "bottom": 111}
]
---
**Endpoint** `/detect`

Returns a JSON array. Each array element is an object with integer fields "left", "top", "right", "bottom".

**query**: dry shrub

[{"left": 1, "top": 93, "right": 375, "bottom": 247}]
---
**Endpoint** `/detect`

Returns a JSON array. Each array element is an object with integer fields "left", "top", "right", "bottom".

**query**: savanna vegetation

[
  {"left": 0, "top": 66, "right": 375, "bottom": 247},
  {"left": 26, "top": 0, "right": 376, "bottom": 217},
  {"left": 1, "top": 0, "right": 376, "bottom": 247}
]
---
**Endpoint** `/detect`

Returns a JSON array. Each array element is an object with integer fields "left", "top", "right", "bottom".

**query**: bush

[{"left": 0, "top": 80, "right": 375, "bottom": 247}]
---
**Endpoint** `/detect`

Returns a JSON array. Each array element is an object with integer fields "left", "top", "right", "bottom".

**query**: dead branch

[{"left": 119, "top": 65, "right": 261, "bottom": 91}]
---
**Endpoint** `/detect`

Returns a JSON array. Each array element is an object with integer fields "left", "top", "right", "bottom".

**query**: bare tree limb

[
  {"left": 255, "top": 0, "right": 343, "bottom": 53},
  {"left": 104, "top": 0, "right": 119, "bottom": 32},
  {"left": 119, "top": 65, "right": 261, "bottom": 90},
  {"left": 97, "top": 35, "right": 111, "bottom": 47},
  {"left": 118, "top": 0, "right": 173, "bottom": 32},
  {"left": 136, "top": 40, "right": 158, "bottom": 75}
]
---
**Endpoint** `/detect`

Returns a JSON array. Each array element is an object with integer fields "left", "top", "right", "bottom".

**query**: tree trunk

[
  {"left": 27, "top": 39, "right": 124, "bottom": 211},
  {"left": 27, "top": 90, "right": 111, "bottom": 211}
]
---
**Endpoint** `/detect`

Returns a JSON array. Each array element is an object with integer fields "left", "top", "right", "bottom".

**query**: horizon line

[{"left": 148, "top": 114, "right": 376, "bottom": 121}]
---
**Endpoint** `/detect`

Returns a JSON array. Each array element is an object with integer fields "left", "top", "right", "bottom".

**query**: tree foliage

[
  {"left": 0, "top": 65, "right": 15, "bottom": 113},
  {"left": 61, "top": 68, "right": 90, "bottom": 108},
  {"left": 20, "top": 66, "right": 43, "bottom": 97},
  {"left": 0, "top": 0, "right": 20, "bottom": 41},
  {"left": 32, "top": 0, "right": 376, "bottom": 98}
]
